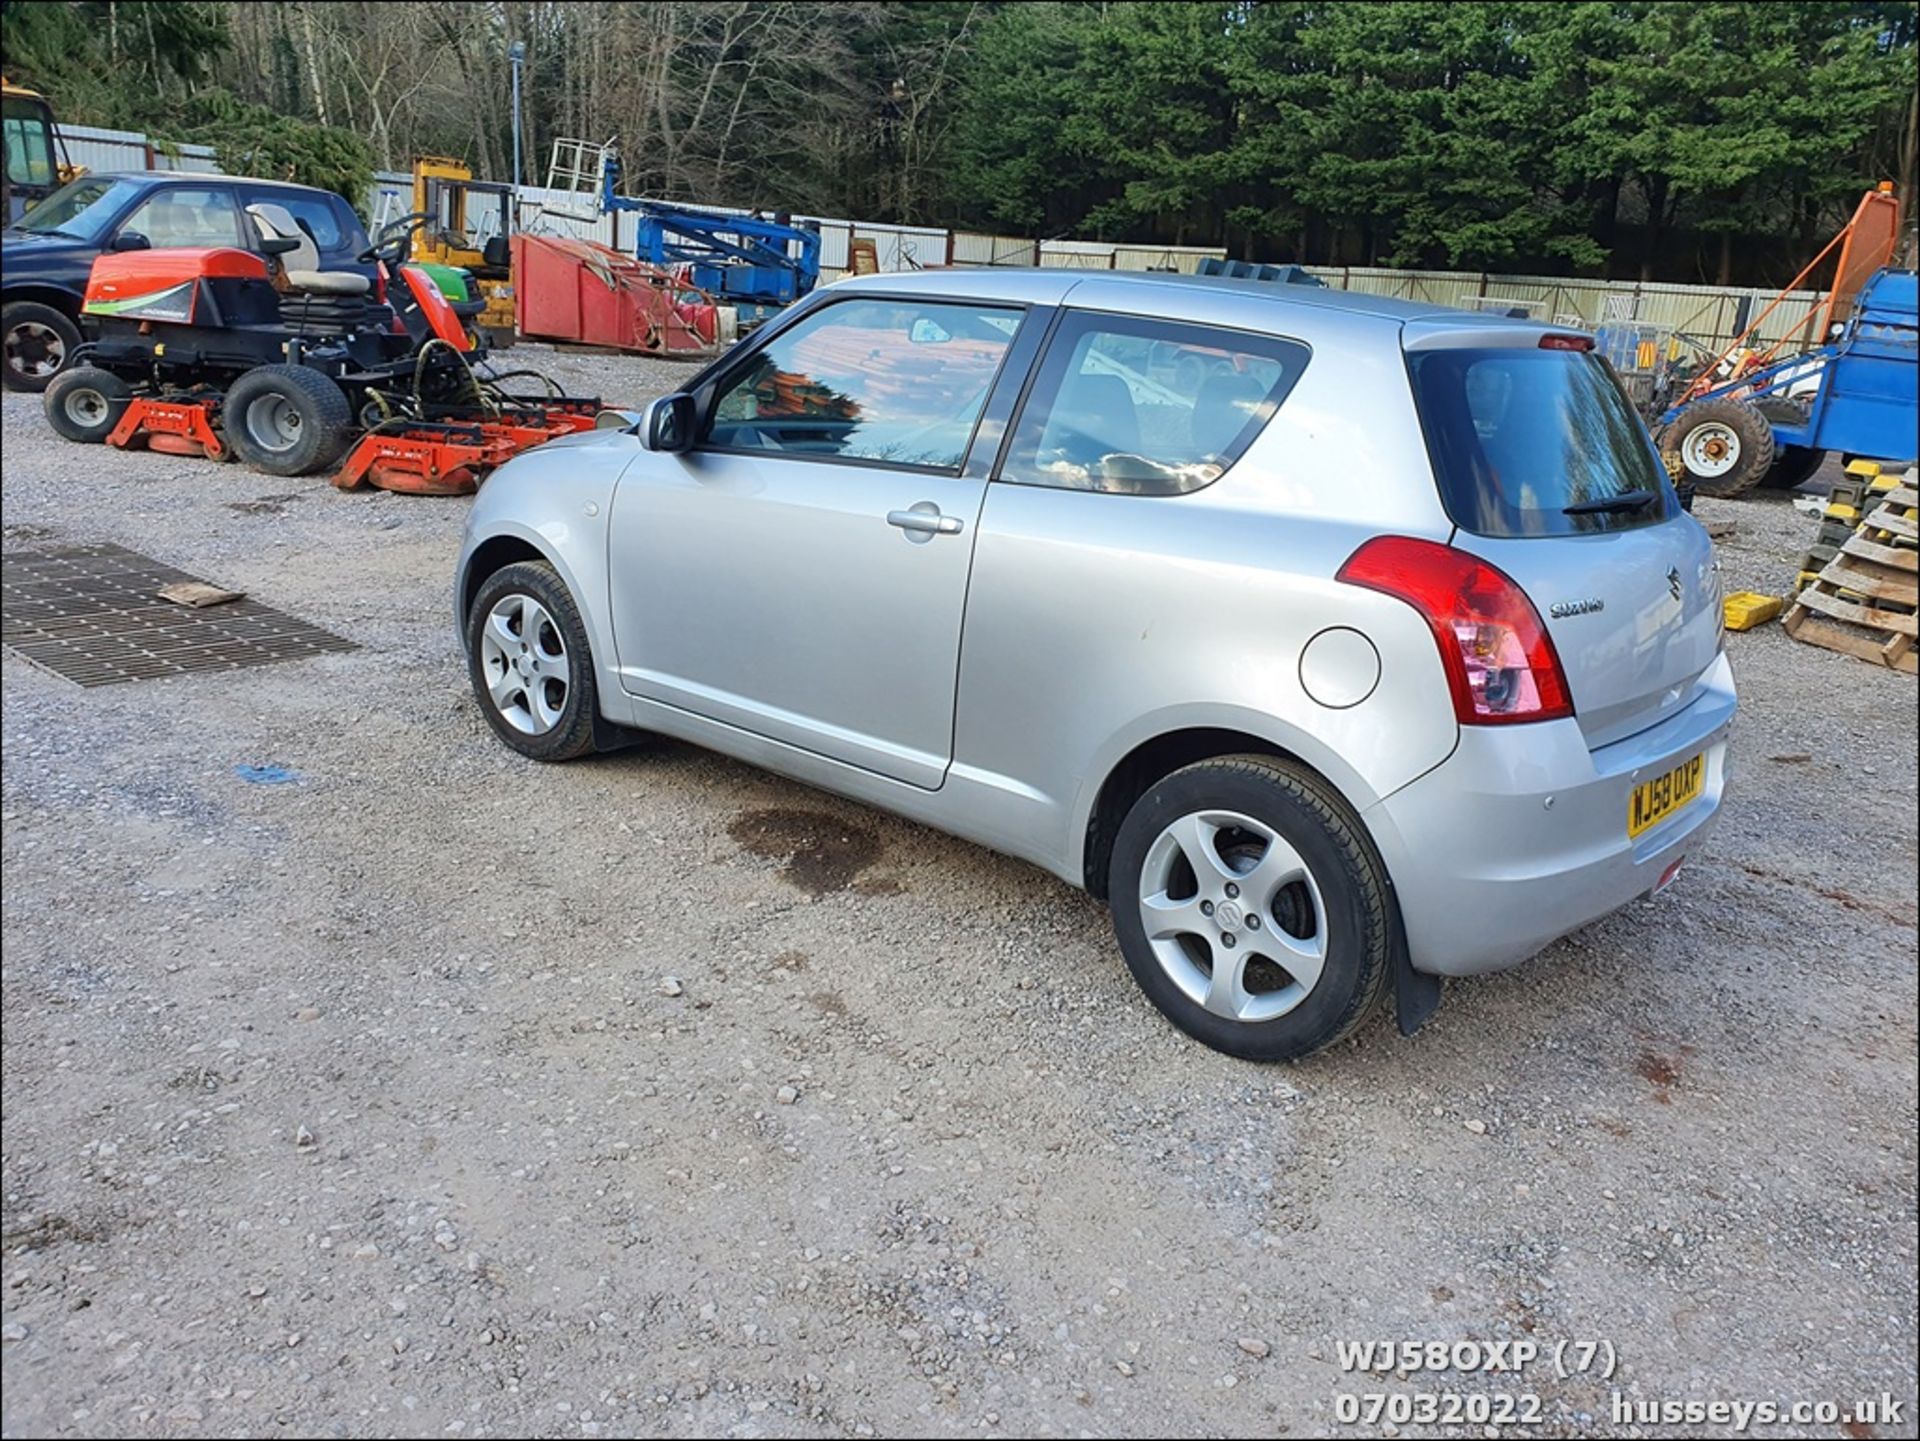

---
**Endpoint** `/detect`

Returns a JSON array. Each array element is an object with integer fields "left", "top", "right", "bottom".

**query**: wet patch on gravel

[{"left": 728, "top": 806, "right": 884, "bottom": 895}]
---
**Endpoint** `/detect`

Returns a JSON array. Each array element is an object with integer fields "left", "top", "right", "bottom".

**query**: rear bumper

[{"left": 1366, "top": 650, "right": 1737, "bottom": 977}]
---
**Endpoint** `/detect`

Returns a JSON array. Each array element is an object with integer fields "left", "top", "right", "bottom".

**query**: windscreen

[
  {"left": 11, "top": 176, "right": 141, "bottom": 240},
  {"left": 1407, "top": 347, "right": 1674, "bottom": 537}
]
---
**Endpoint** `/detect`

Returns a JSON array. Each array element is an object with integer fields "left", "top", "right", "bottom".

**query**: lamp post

[{"left": 509, "top": 40, "right": 527, "bottom": 202}]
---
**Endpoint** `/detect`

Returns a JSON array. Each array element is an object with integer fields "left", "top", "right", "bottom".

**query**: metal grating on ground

[{"left": 1, "top": 544, "right": 355, "bottom": 687}]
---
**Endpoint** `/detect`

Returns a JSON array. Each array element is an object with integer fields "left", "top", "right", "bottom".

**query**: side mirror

[
  {"left": 109, "top": 230, "right": 151, "bottom": 252},
  {"left": 259, "top": 235, "right": 301, "bottom": 257},
  {"left": 641, "top": 392, "right": 696, "bottom": 452}
]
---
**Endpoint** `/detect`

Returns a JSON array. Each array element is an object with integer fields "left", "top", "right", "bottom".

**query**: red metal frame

[
  {"left": 329, "top": 408, "right": 603, "bottom": 495},
  {"left": 105, "top": 396, "right": 227, "bottom": 460}
]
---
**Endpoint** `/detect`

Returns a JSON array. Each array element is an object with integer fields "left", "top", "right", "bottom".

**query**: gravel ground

[{"left": 2, "top": 347, "right": 1914, "bottom": 1440}]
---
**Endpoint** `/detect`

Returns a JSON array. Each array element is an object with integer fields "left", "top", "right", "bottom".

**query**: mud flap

[{"left": 1393, "top": 921, "right": 1442, "bottom": 1036}]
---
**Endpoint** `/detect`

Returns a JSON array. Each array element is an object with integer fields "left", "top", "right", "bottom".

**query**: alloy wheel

[
  {"left": 5, "top": 320, "right": 67, "bottom": 380},
  {"left": 1136, "top": 808, "right": 1328, "bottom": 1022},
  {"left": 479, "top": 593, "right": 570, "bottom": 735}
]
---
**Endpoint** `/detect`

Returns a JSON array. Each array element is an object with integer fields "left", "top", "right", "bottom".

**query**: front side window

[
  {"left": 705, "top": 298, "right": 1021, "bottom": 471},
  {"left": 1000, "top": 313, "right": 1309, "bottom": 495},
  {"left": 119, "top": 186, "right": 243, "bottom": 248}
]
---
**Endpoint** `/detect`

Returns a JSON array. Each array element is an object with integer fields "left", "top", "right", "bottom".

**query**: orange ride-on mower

[{"left": 41, "top": 212, "right": 591, "bottom": 488}]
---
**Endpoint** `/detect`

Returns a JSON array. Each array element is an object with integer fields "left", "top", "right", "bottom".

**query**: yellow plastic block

[
  {"left": 1844, "top": 458, "right": 1883, "bottom": 479},
  {"left": 1723, "top": 591, "right": 1785, "bottom": 631},
  {"left": 1823, "top": 502, "right": 1860, "bottom": 520}
]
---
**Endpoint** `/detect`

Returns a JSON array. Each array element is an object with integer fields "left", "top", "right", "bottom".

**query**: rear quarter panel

[{"left": 951, "top": 298, "right": 1463, "bottom": 881}]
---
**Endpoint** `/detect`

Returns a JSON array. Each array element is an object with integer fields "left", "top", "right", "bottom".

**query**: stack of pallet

[
  {"left": 1783, "top": 464, "right": 1917, "bottom": 674},
  {"left": 1794, "top": 460, "right": 1901, "bottom": 592}
]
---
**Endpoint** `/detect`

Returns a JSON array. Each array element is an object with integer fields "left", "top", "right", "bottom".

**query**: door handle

[{"left": 887, "top": 505, "right": 963, "bottom": 539}]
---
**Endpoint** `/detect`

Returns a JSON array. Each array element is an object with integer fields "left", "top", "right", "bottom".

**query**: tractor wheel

[
  {"left": 223, "top": 365, "right": 355, "bottom": 477},
  {"left": 3, "top": 301, "right": 82, "bottom": 393},
  {"left": 1760, "top": 445, "right": 1829, "bottom": 492},
  {"left": 1659, "top": 396, "right": 1776, "bottom": 499},
  {"left": 1749, "top": 396, "right": 1828, "bottom": 491},
  {"left": 43, "top": 367, "right": 132, "bottom": 444}
]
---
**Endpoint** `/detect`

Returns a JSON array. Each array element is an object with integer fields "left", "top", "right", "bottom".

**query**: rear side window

[
  {"left": 1407, "top": 348, "right": 1673, "bottom": 537},
  {"left": 1000, "top": 313, "right": 1308, "bottom": 495},
  {"left": 248, "top": 191, "right": 357, "bottom": 256}
]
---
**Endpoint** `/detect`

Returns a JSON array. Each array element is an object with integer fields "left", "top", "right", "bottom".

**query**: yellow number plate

[{"left": 1628, "top": 753, "right": 1705, "bottom": 839}]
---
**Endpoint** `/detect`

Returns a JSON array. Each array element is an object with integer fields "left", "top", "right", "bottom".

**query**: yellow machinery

[
  {"left": 410, "top": 157, "right": 516, "bottom": 347},
  {"left": 3, "top": 77, "right": 79, "bottom": 221}
]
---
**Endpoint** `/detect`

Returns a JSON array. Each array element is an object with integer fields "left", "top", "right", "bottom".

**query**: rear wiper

[{"left": 1564, "top": 489, "right": 1658, "bottom": 516}]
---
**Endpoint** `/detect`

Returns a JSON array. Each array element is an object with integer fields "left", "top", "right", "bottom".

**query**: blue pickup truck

[{"left": 2, "top": 170, "right": 374, "bottom": 391}]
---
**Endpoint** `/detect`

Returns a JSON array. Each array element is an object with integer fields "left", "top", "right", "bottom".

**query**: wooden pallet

[{"left": 1783, "top": 481, "right": 1918, "bottom": 674}]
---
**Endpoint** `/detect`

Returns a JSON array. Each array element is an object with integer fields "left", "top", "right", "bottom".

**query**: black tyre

[
  {"left": 223, "top": 365, "right": 355, "bottom": 477},
  {"left": 1658, "top": 396, "right": 1776, "bottom": 499},
  {"left": 42, "top": 366, "right": 132, "bottom": 444},
  {"left": 3, "top": 300, "right": 82, "bottom": 393},
  {"left": 466, "top": 561, "right": 599, "bottom": 762},
  {"left": 1108, "top": 755, "right": 1394, "bottom": 1062},
  {"left": 1759, "top": 445, "right": 1829, "bottom": 491}
]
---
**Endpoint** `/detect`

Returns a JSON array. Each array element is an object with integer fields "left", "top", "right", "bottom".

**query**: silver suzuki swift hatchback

[{"left": 455, "top": 269, "right": 1734, "bottom": 1061}]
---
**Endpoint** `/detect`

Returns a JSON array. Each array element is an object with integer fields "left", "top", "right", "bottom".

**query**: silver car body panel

[
  {"left": 1366, "top": 650, "right": 1736, "bottom": 975},
  {"left": 456, "top": 267, "right": 1737, "bottom": 980}
]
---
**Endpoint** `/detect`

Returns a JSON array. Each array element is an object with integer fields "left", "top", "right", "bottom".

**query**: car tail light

[
  {"left": 1538, "top": 333, "right": 1593, "bottom": 351},
  {"left": 1336, "top": 536, "right": 1574, "bottom": 725}
]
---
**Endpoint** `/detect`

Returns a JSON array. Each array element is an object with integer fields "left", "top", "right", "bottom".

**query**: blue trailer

[{"left": 1658, "top": 267, "right": 1919, "bottom": 498}]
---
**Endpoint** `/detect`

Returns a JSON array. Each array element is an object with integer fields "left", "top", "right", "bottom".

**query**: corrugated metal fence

[{"left": 59, "top": 123, "right": 1832, "bottom": 349}]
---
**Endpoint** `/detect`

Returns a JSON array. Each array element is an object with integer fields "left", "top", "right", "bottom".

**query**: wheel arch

[
  {"left": 1077, "top": 715, "right": 1383, "bottom": 900},
  {"left": 459, "top": 531, "right": 552, "bottom": 630},
  {"left": 2, "top": 283, "right": 85, "bottom": 318}
]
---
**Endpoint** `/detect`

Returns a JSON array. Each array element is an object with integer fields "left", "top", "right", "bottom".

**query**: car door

[{"left": 606, "top": 294, "right": 1033, "bottom": 790}]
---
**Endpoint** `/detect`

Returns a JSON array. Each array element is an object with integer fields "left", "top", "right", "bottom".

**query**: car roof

[
  {"left": 836, "top": 265, "right": 1549, "bottom": 335},
  {"left": 91, "top": 171, "right": 344, "bottom": 199}
]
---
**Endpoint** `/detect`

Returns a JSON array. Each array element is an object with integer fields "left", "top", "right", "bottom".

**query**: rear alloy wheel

[
  {"left": 466, "top": 561, "right": 600, "bottom": 762},
  {"left": 222, "top": 364, "right": 355, "bottom": 477},
  {"left": 42, "top": 366, "right": 132, "bottom": 444},
  {"left": 1659, "top": 396, "right": 1776, "bottom": 499},
  {"left": 2, "top": 301, "right": 82, "bottom": 393},
  {"left": 1109, "top": 756, "right": 1394, "bottom": 1061}
]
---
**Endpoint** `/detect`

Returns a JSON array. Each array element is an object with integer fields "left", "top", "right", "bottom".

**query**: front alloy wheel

[
  {"left": 465, "top": 560, "right": 602, "bottom": 762},
  {"left": 479, "top": 592, "right": 571, "bottom": 736}
]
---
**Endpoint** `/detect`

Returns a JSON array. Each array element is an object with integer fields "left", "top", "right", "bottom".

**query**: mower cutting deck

[
  {"left": 329, "top": 401, "right": 605, "bottom": 495},
  {"left": 44, "top": 211, "right": 608, "bottom": 493}
]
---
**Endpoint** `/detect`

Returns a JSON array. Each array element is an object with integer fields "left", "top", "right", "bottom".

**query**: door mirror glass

[
  {"left": 909, "top": 316, "right": 951, "bottom": 345},
  {"left": 109, "top": 230, "right": 151, "bottom": 252},
  {"left": 643, "top": 392, "right": 696, "bottom": 452}
]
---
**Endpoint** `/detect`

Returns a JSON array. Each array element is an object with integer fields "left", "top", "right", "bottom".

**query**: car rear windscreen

[{"left": 1406, "top": 347, "right": 1675, "bottom": 537}]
